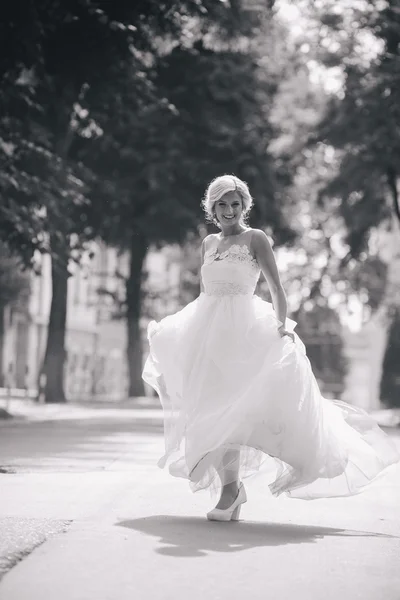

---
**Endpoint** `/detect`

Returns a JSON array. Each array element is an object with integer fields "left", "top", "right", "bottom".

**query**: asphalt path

[{"left": 0, "top": 401, "right": 399, "bottom": 600}]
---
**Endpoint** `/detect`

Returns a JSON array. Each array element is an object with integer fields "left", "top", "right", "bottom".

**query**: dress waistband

[{"left": 204, "top": 282, "right": 254, "bottom": 297}]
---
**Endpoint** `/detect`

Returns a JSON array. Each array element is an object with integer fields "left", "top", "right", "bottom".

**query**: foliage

[
  {"left": 268, "top": 0, "right": 399, "bottom": 338},
  {"left": 303, "top": 0, "right": 400, "bottom": 257},
  {"left": 0, "top": 0, "right": 247, "bottom": 263},
  {"left": 0, "top": 2, "right": 94, "bottom": 264},
  {"left": 82, "top": 29, "right": 297, "bottom": 249}
]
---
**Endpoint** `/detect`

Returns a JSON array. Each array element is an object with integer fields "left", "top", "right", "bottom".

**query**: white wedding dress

[{"left": 142, "top": 231, "right": 399, "bottom": 499}]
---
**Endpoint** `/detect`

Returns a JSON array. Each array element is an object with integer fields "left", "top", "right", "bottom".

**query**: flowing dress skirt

[{"left": 142, "top": 292, "right": 399, "bottom": 499}]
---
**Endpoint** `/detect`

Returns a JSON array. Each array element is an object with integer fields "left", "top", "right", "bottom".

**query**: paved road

[{"left": 0, "top": 402, "right": 399, "bottom": 600}]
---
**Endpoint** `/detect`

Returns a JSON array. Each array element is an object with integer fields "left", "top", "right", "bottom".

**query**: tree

[
  {"left": 81, "top": 13, "right": 297, "bottom": 395},
  {"left": 274, "top": 0, "right": 399, "bottom": 309},
  {"left": 301, "top": 0, "right": 400, "bottom": 257},
  {"left": 296, "top": 0, "right": 400, "bottom": 402}
]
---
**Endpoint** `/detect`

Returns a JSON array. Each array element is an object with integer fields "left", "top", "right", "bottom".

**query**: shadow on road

[{"left": 116, "top": 516, "right": 397, "bottom": 557}]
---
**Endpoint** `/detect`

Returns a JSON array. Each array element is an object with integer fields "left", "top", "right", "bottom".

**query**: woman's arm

[{"left": 252, "top": 229, "right": 293, "bottom": 339}]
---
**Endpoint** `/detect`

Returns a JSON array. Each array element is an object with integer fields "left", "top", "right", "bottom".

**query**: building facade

[{"left": 0, "top": 242, "right": 181, "bottom": 401}]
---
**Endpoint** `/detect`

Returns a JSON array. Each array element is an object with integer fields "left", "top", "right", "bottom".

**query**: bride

[{"left": 142, "top": 174, "right": 399, "bottom": 522}]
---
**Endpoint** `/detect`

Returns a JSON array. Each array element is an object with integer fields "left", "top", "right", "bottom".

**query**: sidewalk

[{"left": 0, "top": 395, "right": 162, "bottom": 423}]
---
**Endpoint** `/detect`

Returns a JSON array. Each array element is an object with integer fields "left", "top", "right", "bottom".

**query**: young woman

[{"left": 142, "top": 174, "right": 399, "bottom": 521}]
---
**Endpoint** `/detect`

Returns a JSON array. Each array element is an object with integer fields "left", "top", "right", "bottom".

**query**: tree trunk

[
  {"left": 126, "top": 232, "right": 148, "bottom": 397},
  {"left": 41, "top": 239, "right": 69, "bottom": 403},
  {"left": 40, "top": 94, "right": 79, "bottom": 403},
  {"left": 0, "top": 305, "right": 4, "bottom": 387},
  {"left": 387, "top": 167, "right": 400, "bottom": 225}
]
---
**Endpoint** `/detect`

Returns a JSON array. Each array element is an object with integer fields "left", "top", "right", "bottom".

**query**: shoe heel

[{"left": 231, "top": 505, "right": 241, "bottom": 521}]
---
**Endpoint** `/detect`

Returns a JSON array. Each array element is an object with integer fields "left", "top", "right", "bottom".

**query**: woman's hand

[{"left": 278, "top": 326, "right": 295, "bottom": 343}]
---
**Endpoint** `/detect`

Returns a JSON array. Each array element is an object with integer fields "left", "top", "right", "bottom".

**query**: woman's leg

[{"left": 215, "top": 449, "right": 241, "bottom": 509}]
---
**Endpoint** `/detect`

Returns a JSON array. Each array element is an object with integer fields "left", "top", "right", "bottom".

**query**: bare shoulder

[
  {"left": 203, "top": 233, "right": 218, "bottom": 241},
  {"left": 250, "top": 228, "right": 268, "bottom": 240},
  {"left": 202, "top": 233, "right": 218, "bottom": 251},
  {"left": 249, "top": 228, "right": 273, "bottom": 250}
]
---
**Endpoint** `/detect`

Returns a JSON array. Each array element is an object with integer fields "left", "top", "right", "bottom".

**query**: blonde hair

[{"left": 202, "top": 174, "right": 253, "bottom": 227}]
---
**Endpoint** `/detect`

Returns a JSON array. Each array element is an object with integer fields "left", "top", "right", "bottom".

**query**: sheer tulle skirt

[{"left": 142, "top": 293, "right": 399, "bottom": 500}]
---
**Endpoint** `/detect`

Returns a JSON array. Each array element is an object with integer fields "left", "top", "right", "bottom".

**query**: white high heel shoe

[{"left": 206, "top": 483, "right": 247, "bottom": 522}]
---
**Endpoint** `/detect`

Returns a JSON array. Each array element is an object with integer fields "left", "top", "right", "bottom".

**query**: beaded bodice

[{"left": 201, "top": 244, "right": 260, "bottom": 297}]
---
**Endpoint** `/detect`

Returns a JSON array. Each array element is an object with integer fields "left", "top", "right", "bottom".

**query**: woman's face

[{"left": 213, "top": 191, "right": 243, "bottom": 227}]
